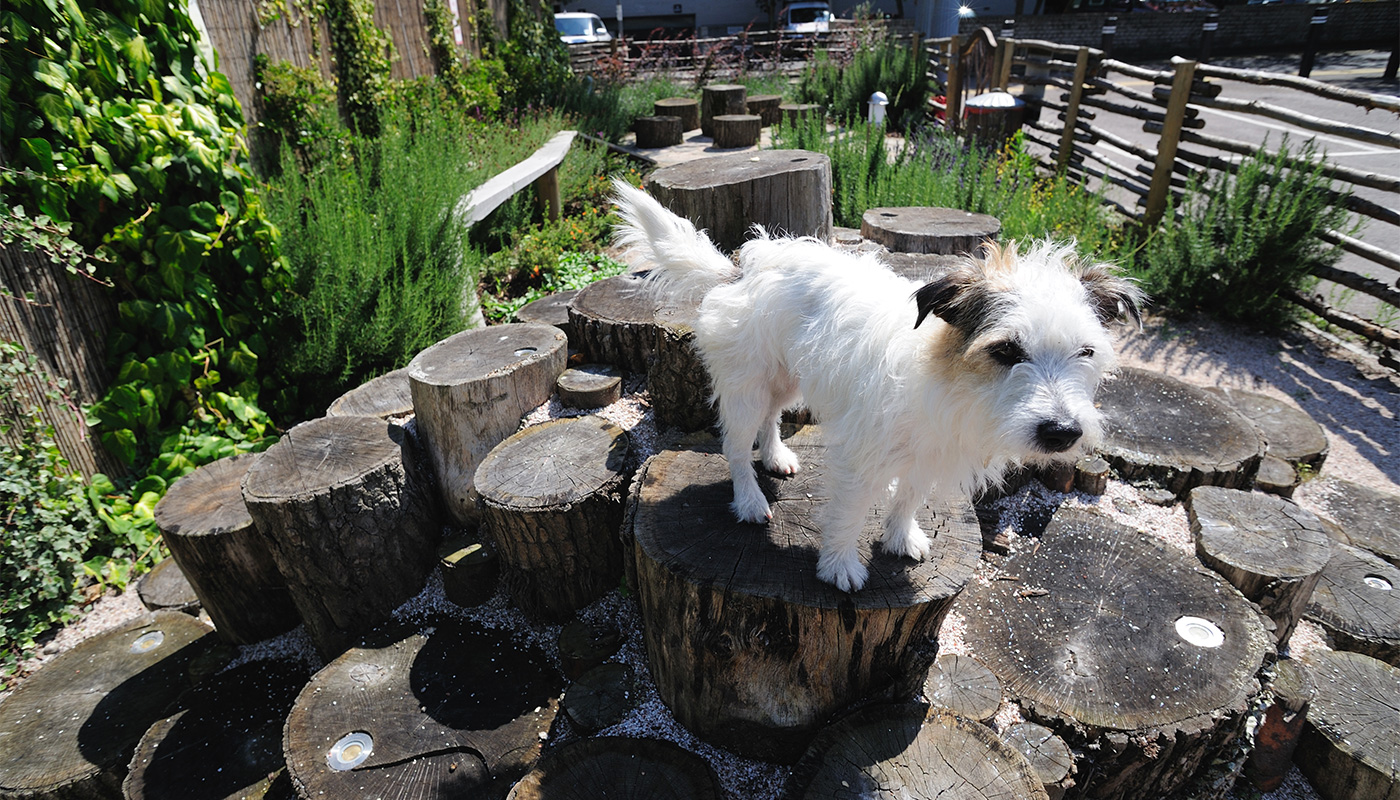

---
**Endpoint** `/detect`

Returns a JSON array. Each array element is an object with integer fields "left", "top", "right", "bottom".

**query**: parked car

[
  {"left": 554, "top": 12, "right": 612, "bottom": 44},
  {"left": 778, "top": 1, "right": 833, "bottom": 34}
]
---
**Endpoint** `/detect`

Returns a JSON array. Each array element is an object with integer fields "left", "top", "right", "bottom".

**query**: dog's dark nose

[{"left": 1037, "top": 420, "right": 1083, "bottom": 453}]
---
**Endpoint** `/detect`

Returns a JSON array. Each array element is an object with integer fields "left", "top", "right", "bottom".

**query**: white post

[{"left": 868, "top": 91, "right": 889, "bottom": 126}]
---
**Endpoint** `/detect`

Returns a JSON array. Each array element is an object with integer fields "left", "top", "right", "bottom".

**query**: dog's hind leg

[
  {"left": 880, "top": 476, "right": 933, "bottom": 561},
  {"left": 719, "top": 392, "right": 774, "bottom": 523},
  {"left": 816, "top": 469, "right": 879, "bottom": 592},
  {"left": 757, "top": 378, "right": 802, "bottom": 476}
]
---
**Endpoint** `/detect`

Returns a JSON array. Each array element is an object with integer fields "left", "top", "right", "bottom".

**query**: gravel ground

[{"left": 4, "top": 312, "right": 1394, "bottom": 800}]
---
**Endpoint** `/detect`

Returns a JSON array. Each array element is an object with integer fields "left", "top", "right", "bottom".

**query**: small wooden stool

[
  {"left": 700, "top": 83, "right": 747, "bottom": 136},
  {"left": 712, "top": 113, "right": 762, "bottom": 148},
  {"left": 654, "top": 96, "right": 700, "bottom": 131},
  {"left": 634, "top": 115, "right": 683, "bottom": 148}
]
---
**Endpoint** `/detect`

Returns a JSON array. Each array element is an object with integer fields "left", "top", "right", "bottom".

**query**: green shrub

[
  {"left": 481, "top": 250, "right": 628, "bottom": 323},
  {"left": 798, "top": 37, "right": 929, "bottom": 129}
]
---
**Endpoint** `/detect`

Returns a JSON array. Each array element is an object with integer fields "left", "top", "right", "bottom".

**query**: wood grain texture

[
  {"left": 654, "top": 97, "right": 700, "bottom": 132},
  {"left": 711, "top": 114, "right": 761, "bottom": 149},
  {"left": 326, "top": 366, "right": 414, "bottom": 419},
  {"left": 648, "top": 301, "right": 715, "bottom": 432},
  {"left": 1243, "top": 658, "right": 1314, "bottom": 793},
  {"left": 1204, "top": 387, "right": 1329, "bottom": 478},
  {"left": 506, "top": 737, "right": 724, "bottom": 800},
  {"left": 1305, "top": 542, "right": 1400, "bottom": 667},
  {"left": 699, "top": 84, "right": 746, "bottom": 136},
  {"left": 859, "top": 207, "right": 1002, "bottom": 255},
  {"left": 634, "top": 115, "right": 683, "bottom": 148},
  {"left": 628, "top": 426, "right": 981, "bottom": 762},
  {"left": 513, "top": 289, "right": 579, "bottom": 347},
  {"left": 134, "top": 557, "right": 200, "bottom": 615},
  {"left": 746, "top": 94, "right": 783, "bottom": 126},
  {"left": 568, "top": 274, "right": 661, "bottom": 375},
  {"left": 1301, "top": 478, "right": 1400, "bottom": 568},
  {"left": 1294, "top": 649, "right": 1400, "bottom": 800},
  {"left": 1001, "top": 722, "right": 1076, "bottom": 800},
  {"left": 556, "top": 364, "right": 622, "bottom": 409},
  {"left": 924, "top": 654, "right": 1002, "bottom": 723}
]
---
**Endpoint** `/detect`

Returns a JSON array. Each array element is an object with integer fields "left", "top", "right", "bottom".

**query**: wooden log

[
  {"left": 648, "top": 300, "right": 715, "bottom": 432},
  {"left": 123, "top": 658, "right": 310, "bottom": 800},
  {"left": 1297, "top": 478, "right": 1400, "bottom": 568},
  {"left": 879, "top": 251, "right": 964, "bottom": 283},
  {"left": 1095, "top": 367, "right": 1266, "bottom": 498},
  {"left": 634, "top": 115, "right": 683, "bottom": 149},
  {"left": 1294, "top": 649, "right": 1400, "bottom": 800},
  {"left": 779, "top": 103, "right": 823, "bottom": 125},
  {"left": 438, "top": 534, "right": 499, "bottom": 608},
  {"left": 568, "top": 273, "right": 661, "bottom": 375},
  {"left": 699, "top": 83, "right": 747, "bottom": 137},
  {"left": 1244, "top": 657, "right": 1314, "bottom": 793},
  {"left": 1186, "top": 485, "right": 1332, "bottom": 647},
  {"left": 1001, "top": 722, "right": 1076, "bottom": 800},
  {"left": 628, "top": 426, "right": 981, "bottom": 763},
  {"left": 241, "top": 416, "right": 441, "bottom": 660},
  {"left": 923, "top": 654, "right": 1002, "bottom": 723},
  {"left": 408, "top": 323, "right": 568, "bottom": 525},
  {"left": 506, "top": 737, "right": 725, "bottom": 800},
  {"left": 654, "top": 97, "right": 700, "bottom": 132},
  {"left": 1074, "top": 454, "right": 1111, "bottom": 495},
  {"left": 475, "top": 415, "right": 632, "bottom": 622},
  {"left": 957, "top": 508, "right": 1274, "bottom": 800},
  {"left": 284, "top": 619, "right": 563, "bottom": 799},
  {"left": 859, "top": 207, "right": 1001, "bottom": 256},
  {"left": 0, "top": 612, "right": 226, "bottom": 800},
  {"left": 1203, "top": 387, "right": 1328, "bottom": 493},
  {"left": 326, "top": 366, "right": 413, "bottom": 419},
  {"left": 562, "top": 663, "right": 635, "bottom": 733},
  {"left": 746, "top": 93, "right": 783, "bottom": 126},
  {"left": 645, "top": 149, "right": 833, "bottom": 254},
  {"left": 154, "top": 453, "right": 300, "bottom": 645},
  {"left": 782, "top": 705, "right": 1049, "bottom": 800},
  {"left": 134, "top": 557, "right": 200, "bottom": 615},
  {"left": 557, "top": 619, "right": 624, "bottom": 680},
  {"left": 711, "top": 114, "right": 762, "bottom": 149},
  {"left": 556, "top": 364, "right": 622, "bottom": 409},
  {"left": 513, "top": 289, "right": 580, "bottom": 347},
  {"left": 1305, "top": 542, "right": 1400, "bottom": 667}
]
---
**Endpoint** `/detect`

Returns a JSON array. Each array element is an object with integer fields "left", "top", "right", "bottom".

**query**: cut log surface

[
  {"left": 645, "top": 149, "right": 833, "bottom": 253},
  {"left": 1095, "top": 366, "right": 1266, "bottom": 497},
  {"left": 1295, "top": 649, "right": 1400, "bottom": 800},
  {"left": 1204, "top": 387, "right": 1329, "bottom": 484},
  {"left": 1001, "top": 722, "right": 1076, "bottom": 800},
  {"left": 476, "top": 415, "right": 632, "bottom": 621},
  {"left": 408, "top": 323, "right": 569, "bottom": 525},
  {"left": 711, "top": 114, "right": 762, "bottom": 149},
  {"left": 326, "top": 366, "right": 413, "bottom": 419},
  {"left": 654, "top": 97, "right": 701, "bottom": 131},
  {"left": 924, "top": 654, "right": 1002, "bottom": 723},
  {"left": 958, "top": 508, "right": 1274, "bottom": 800},
  {"left": 1298, "top": 478, "right": 1400, "bottom": 568},
  {"left": 1305, "top": 542, "right": 1400, "bottom": 667},
  {"left": 1187, "top": 485, "right": 1332, "bottom": 646},
  {"left": 648, "top": 299, "right": 715, "bottom": 432},
  {"left": 154, "top": 453, "right": 299, "bottom": 645},
  {"left": 241, "top": 416, "right": 441, "bottom": 659},
  {"left": 123, "top": 658, "right": 310, "bottom": 800},
  {"left": 514, "top": 289, "right": 580, "bottom": 346},
  {"left": 135, "top": 557, "right": 200, "bottom": 615},
  {"left": 747, "top": 93, "right": 783, "bottom": 126},
  {"left": 0, "top": 612, "right": 225, "bottom": 800},
  {"left": 634, "top": 115, "right": 683, "bottom": 148},
  {"left": 284, "top": 619, "right": 563, "bottom": 800},
  {"left": 699, "top": 84, "right": 747, "bottom": 136},
  {"left": 557, "top": 619, "right": 625, "bottom": 680},
  {"left": 629, "top": 425, "right": 981, "bottom": 763},
  {"left": 568, "top": 273, "right": 661, "bottom": 375},
  {"left": 562, "top": 663, "right": 635, "bottom": 733},
  {"left": 860, "top": 207, "right": 1002, "bottom": 255},
  {"left": 506, "top": 737, "right": 725, "bottom": 800},
  {"left": 556, "top": 364, "right": 622, "bottom": 409},
  {"left": 879, "top": 251, "right": 965, "bottom": 283},
  {"left": 782, "top": 705, "right": 1049, "bottom": 800}
]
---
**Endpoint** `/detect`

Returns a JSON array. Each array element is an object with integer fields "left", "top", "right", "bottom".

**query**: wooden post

[
  {"left": 1057, "top": 47, "right": 1090, "bottom": 171},
  {"left": 1143, "top": 59, "right": 1198, "bottom": 228},
  {"left": 946, "top": 35, "right": 962, "bottom": 132},
  {"left": 996, "top": 22, "right": 1015, "bottom": 90},
  {"left": 534, "top": 165, "right": 561, "bottom": 223}
]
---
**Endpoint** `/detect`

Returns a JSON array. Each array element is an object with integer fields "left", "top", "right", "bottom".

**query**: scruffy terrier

[{"left": 612, "top": 181, "right": 1143, "bottom": 592}]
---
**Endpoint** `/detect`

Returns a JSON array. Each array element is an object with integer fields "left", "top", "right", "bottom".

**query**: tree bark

[
  {"left": 437, "top": 534, "right": 498, "bottom": 608},
  {"left": 746, "top": 94, "right": 783, "bottom": 126},
  {"left": 513, "top": 289, "right": 579, "bottom": 348},
  {"left": 648, "top": 301, "right": 715, "bottom": 432},
  {"left": 1001, "top": 722, "right": 1076, "bottom": 800},
  {"left": 506, "top": 737, "right": 725, "bottom": 800},
  {"left": 923, "top": 653, "right": 1002, "bottom": 723},
  {"left": 1244, "top": 657, "right": 1314, "bottom": 793},
  {"left": 1294, "top": 649, "right": 1400, "bottom": 800},
  {"left": 654, "top": 97, "right": 700, "bottom": 132},
  {"left": 711, "top": 114, "right": 762, "bottom": 149},
  {"left": 557, "top": 619, "right": 624, "bottom": 680},
  {"left": 1305, "top": 542, "right": 1400, "bottom": 667},
  {"left": 860, "top": 207, "right": 1002, "bottom": 256},
  {"left": 699, "top": 84, "right": 747, "bottom": 136},
  {"left": 634, "top": 115, "right": 683, "bottom": 148},
  {"left": 326, "top": 366, "right": 414, "bottom": 419},
  {"left": 568, "top": 274, "right": 662, "bottom": 375},
  {"left": 557, "top": 364, "right": 622, "bottom": 409},
  {"left": 1204, "top": 386, "right": 1328, "bottom": 495}
]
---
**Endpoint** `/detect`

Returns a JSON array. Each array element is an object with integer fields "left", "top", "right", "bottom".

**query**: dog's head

[{"left": 912, "top": 239, "right": 1145, "bottom": 463}]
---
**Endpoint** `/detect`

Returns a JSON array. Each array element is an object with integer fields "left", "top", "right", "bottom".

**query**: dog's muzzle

[{"left": 1036, "top": 420, "right": 1083, "bottom": 453}]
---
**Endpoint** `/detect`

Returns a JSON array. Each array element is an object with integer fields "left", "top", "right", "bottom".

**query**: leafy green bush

[
  {"left": 482, "top": 250, "right": 627, "bottom": 323},
  {"left": 798, "top": 37, "right": 929, "bottom": 129}
]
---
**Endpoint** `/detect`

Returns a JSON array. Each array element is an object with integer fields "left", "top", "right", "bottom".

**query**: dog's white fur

[{"left": 613, "top": 181, "right": 1143, "bottom": 592}]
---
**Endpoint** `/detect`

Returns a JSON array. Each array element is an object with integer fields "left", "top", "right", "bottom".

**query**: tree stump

[
  {"left": 747, "top": 94, "right": 783, "bottom": 126},
  {"left": 557, "top": 364, "right": 622, "bottom": 409},
  {"left": 284, "top": 619, "right": 563, "bottom": 800},
  {"left": 923, "top": 654, "right": 1002, "bottom": 723},
  {"left": 1186, "top": 485, "right": 1332, "bottom": 646},
  {"left": 562, "top": 663, "right": 635, "bottom": 733},
  {"left": 326, "top": 366, "right": 413, "bottom": 419},
  {"left": 645, "top": 149, "right": 833, "bottom": 253},
  {"left": 134, "top": 557, "right": 200, "bottom": 615},
  {"left": 241, "top": 416, "right": 441, "bottom": 660},
  {"left": 1244, "top": 657, "right": 1314, "bottom": 793},
  {"left": 514, "top": 289, "right": 580, "bottom": 347},
  {"left": 0, "top": 612, "right": 225, "bottom": 800},
  {"left": 438, "top": 534, "right": 499, "bottom": 608},
  {"left": 154, "top": 453, "right": 300, "bottom": 645},
  {"left": 506, "top": 737, "right": 725, "bottom": 800},
  {"left": 123, "top": 658, "right": 310, "bottom": 800},
  {"left": 957, "top": 508, "right": 1274, "bottom": 800},
  {"left": 634, "top": 115, "right": 683, "bottom": 148},
  {"left": 649, "top": 300, "right": 716, "bottom": 432},
  {"left": 1001, "top": 722, "right": 1076, "bottom": 800},
  {"left": 711, "top": 114, "right": 762, "bottom": 149},
  {"left": 1305, "top": 542, "right": 1400, "bottom": 667},
  {"left": 568, "top": 273, "right": 662, "bottom": 375},
  {"left": 1204, "top": 387, "right": 1329, "bottom": 496},
  {"left": 782, "top": 705, "right": 1049, "bottom": 800},
  {"left": 879, "top": 251, "right": 964, "bottom": 283},
  {"left": 408, "top": 323, "right": 568, "bottom": 525},
  {"left": 557, "top": 619, "right": 625, "bottom": 680},
  {"left": 1074, "top": 454, "right": 1112, "bottom": 495},
  {"left": 654, "top": 97, "right": 700, "bottom": 132},
  {"left": 628, "top": 426, "right": 982, "bottom": 763},
  {"left": 699, "top": 83, "right": 747, "bottom": 136},
  {"left": 1294, "top": 649, "right": 1400, "bottom": 800},
  {"left": 1095, "top": 367, "right": 1266, "bottom": 498},
  {"left": 475, "top": 415, "right": 632, "bottom": 622},
  {"left": 860, "top": 207, "right": 1002, "bottom": 255},
  {"left": 779, "top": 103, "right": 823, "bottom": 125},
  {"left": 1298, "top": 478, "right": 1400, "bottom": 568}
]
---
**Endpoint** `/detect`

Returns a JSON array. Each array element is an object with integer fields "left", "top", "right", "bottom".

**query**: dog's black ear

[
  {"left": 913, "top": 269, "right": 990, "bottom": 332},
  {"left": 1079, "top": 265, "right": 1146, "bottom": 328}
]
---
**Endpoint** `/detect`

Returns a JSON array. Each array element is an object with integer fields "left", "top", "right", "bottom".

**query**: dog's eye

[
  {"left": 989, "top": 341, "right": 1028, "bottom": 367},
  {"left": 1078, "top": 346, "right": 1095, "bottom": 359}
]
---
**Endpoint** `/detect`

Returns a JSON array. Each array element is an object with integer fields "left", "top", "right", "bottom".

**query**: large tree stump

[
  {"left": 747, "top": 94, "right": 783, "bottom": 126},
  {"left": 699, "top": 83, "right": 747, "bottom": 136},
  {"left": 134, "top": 557, "right": 199, "bottom": 615},
  {"left": 634, "top": 115, "right": 683, "bottom": 148},
  {"left": 1294, "top": 649, "right": 1400, "bottom": 800},
  {"left": 123, "top": 658, "right": 310, "bottom": 800},
  {"left": 654, "top": 97, "right": 700, "bottom": 132},
  {"left": 1204, "top": 387, "right": 1329, "bottom": 496},
  {"left": 1305, "top": 542, "right": 1400, "bottom": 667},
  {"left": 782, "top": 705, "right": 1049, "bottom": 800},
  {"left": 860, "top": 207, "right": 1002, "bottom": 255},
  {"left": 648, "top": 300, "right": 716, "bottom": 432},
  {"left": 475, "top": 415, "right": 632, "bottom": 622},
  {"left": 506, "top": 737, "right": 724, "bottom": 800},
  {"left": 241, "top": 416, "right": 441, "bottom": 660},
  {"left": 711, "top": 114, "right": 762, "bottom": 149},
  {"left": 326, "top": 366, "right": 413, "bottom": 419},
  {"left": 1095, "top": 367, "right": 1266, "bottom": 498},
  {"left": 1001, "top": 722, "right": 1076, "bottom": 800},
  {"left": 568, "top": 273, "right": 661, "bottom": 375},
  {"left": 1244, "top": 657, "right": 1314, "bottom": 793},
  {"left": 154, "top": 453, "right": 300, "bottom": 645},
  {"left": 1298, "top": 478, "right": 1400, "bottom": 568},
  {"left": 513, "top": 289, "right": 580, "bottom": 347},
  {"left": 645, "top": 150, "right": 833, "bottom": 253},
  {"left": 1187, "top": 486, "right": 1332, "bottom": 646},
  {"left": 0, "top": 612, "right": 225, "bottom": 800},
  {"left": 408, "top": 323, "right": 568, "bottom": 525},
  {"left": 957, "top": 508, "right": 1274, "bottom": 800},
  {"left": 628, "top": 426, "right": 982, "bottom": 763},
  {"left": 923, "top": 654, "right": 1002, "bottom": 723},
  {"left": 284, "top": 619, "right": 563, "bottom": 800}
]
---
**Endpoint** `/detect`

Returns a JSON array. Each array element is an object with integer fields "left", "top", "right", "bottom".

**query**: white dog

[{"left": 612, "top": 181, "right": 1143, "bottom": 592}]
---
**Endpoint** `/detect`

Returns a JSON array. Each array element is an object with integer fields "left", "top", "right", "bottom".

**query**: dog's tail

[{"left": 611, "top": 179, "right": 737, "bottom": 301}]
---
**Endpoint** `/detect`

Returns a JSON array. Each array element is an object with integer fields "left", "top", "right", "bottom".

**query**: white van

[
  {"left": 778, "top": 2, "right": 833, "bottom": 34},
  {"left": 554, "top": 12, "right": 612, "bottom": 43}
]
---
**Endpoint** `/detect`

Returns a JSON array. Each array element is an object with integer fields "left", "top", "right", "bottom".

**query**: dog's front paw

[
  {"left": 731, "top": 490, "right": 773, "bottom": 524},
  {"left": 881, "top": 519, "right": 931, "bottom": 561},
  {"left": 817, "top": 548, "right": 868, "bottom": 592},
  {"left": 762, "top": 442, "right": 802, "bottom": 476}
]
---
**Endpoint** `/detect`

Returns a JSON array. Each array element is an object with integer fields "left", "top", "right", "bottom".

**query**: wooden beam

[{"left": 457, "top": 130, "right": 578, "bottom": 227}]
